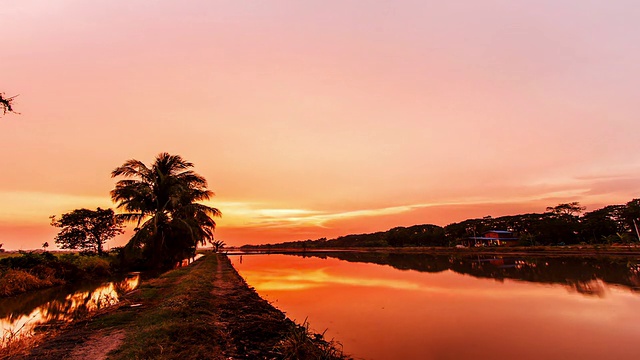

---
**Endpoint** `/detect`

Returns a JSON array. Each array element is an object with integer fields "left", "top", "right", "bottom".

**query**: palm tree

[{"left": 111, "top": 153, "right": 221, "bottom": 268}]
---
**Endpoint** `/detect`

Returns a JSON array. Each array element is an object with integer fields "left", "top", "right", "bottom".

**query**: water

[
  {"left": 0, "top": 273, "right": 140, "bottom": 342},
  {"left": 232, "top": 252, "right": 640, "bottom": 360}
]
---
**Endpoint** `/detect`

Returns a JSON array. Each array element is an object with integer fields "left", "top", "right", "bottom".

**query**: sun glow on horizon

[{"left": 2, "top": 1, "right": 640, "bottom": 249}]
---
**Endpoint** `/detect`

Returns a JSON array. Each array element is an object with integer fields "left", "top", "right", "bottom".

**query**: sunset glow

[
  {"left": 233, "top": 255, "right": 640, "bottom": 360},
  {"left": 2, "top": 1, "right": 640, "bottom": 249}
]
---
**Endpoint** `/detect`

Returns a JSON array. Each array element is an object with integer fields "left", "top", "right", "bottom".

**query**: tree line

[{"left": 244, "top": 200, "right": 640, "bottom": 249}]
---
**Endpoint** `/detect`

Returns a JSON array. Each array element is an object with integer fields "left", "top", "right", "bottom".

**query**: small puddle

[{"left": 0, "top": 273, "right": 140, "bottom": 343}]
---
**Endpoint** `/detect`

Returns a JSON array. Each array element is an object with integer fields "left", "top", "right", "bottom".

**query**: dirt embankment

[{"left": 7, "top": 254, "right": 330, "bottom": 360}]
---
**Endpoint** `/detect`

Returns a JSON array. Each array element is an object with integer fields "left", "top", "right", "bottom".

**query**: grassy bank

[
  {"left": 0, "top": 252, "right": 117, "bottom": 298},
  {"left": 17, "top": 253, "right": 348, "bottom": 360}
]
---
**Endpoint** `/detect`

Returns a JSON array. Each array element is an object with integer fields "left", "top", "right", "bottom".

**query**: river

[{"left": 231, "top": 252, "right": 640, "bottom": 360}]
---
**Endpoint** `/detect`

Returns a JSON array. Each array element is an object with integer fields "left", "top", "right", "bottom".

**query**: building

[{"left": 462, "top": 230, "right": 520, "bottom": 247}]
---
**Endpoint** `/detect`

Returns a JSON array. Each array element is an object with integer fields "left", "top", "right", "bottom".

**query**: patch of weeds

[{"left": 274, "top": 319, "right": 351, "bottom": 360}]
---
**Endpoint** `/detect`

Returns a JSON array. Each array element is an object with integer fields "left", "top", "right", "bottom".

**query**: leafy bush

[{"left": 57, "top": 253, "right": 115, "bottom": 277}]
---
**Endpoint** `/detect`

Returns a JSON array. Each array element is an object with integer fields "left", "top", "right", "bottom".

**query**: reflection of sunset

[
  {"left": 233, "top": 255, "right": 640, "bottom": 360},
  {"left": 243, "top": 268, "right": 421, "bottom": 291},
  {"left": 0, "top": 275, "right": 139, "bottom": 342}
]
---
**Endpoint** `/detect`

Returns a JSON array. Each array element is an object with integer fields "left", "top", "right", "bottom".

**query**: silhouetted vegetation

[
  {"left": 111, "top": 153, "right": 221, "bottom": 269},
  {"left": 244, "top": 200, "right": 640, "bottom": 249},
  {"left": 50, "top": 208, "right": 124, "bottom": 256},
  {"left": 0, "top": 251, "right": 119, "bottom": 297},
  {"left": 0, "top": 92, "right": 18, "bottom": 116}
]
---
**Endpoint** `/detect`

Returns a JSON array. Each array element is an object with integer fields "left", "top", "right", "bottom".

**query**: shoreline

[
  {"left": 232, "top": 244, "right": 640, "bottom": 257},
  {"left": 3, "top": 253, "right": 347, "bottom": 360}
]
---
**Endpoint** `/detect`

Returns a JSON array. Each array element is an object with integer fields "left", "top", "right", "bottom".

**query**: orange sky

[{"left": 2, "top": 1, "right": 640, "bottom": 249}]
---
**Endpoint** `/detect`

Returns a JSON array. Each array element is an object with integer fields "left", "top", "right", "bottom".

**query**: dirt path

[{"left": 67, "top": 330, "right": 125, "bottom": 360}]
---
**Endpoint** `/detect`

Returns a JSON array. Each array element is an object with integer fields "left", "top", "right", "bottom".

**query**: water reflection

[
  {"left": 0, "top": 274, "right": 139, "bottom": 342},
  {"left": 232, "top": 254, "right": 640, "bottom": 360},
  {"left": 291, "top": 252, "right": 640, "bottom": 297}
]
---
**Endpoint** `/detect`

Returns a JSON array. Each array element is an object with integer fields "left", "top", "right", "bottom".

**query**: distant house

[{"left": 462, "top": 230, "right": 520, "bottom": 247}]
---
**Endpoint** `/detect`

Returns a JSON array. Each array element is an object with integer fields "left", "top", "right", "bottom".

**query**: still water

[
  {"left": 0, "top": 274, "right": 139, "bottom": 342},
  {"left": 232, "top": 252, "right": 640, "bottom": 360}
]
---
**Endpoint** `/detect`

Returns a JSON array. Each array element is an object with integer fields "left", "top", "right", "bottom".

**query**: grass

[
  {"left": 0, "top": 269, "right": 63, "bottom": 297},
  {"left": 0, "top": 251, "right": 120, "bottom": 298},
  {"left": 276, "top": 319, "right": 350, "bottom": 360},
  {"left": 96, "top": 255, "right": 226, "bottom": 359},
  {"left": 0, "top": 331, "right": 48, "bottom": 360}
]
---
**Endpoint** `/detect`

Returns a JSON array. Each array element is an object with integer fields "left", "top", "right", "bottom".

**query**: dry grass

[
  {"left": 0, "top": 269, "right": 62, "bottom": 297},
  {"left": 0, "top": 328, "right": 49, "bottom": 360},
  {"left": 275, "top": 319, "right": 350, "bottom": 360}
]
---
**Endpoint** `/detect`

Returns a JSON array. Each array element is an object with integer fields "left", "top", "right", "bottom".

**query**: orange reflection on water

[
  {"left": 233, "top": 254, "right": 640, "bottom": 360},
  {"left": 0, "top": 274, "right": 139, "bottom": 343}
]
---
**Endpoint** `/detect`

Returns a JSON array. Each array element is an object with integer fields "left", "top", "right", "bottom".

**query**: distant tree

[
  {"left": 581, "top": 205, "right": 628, "bottom": 244},
  {"left": 42, "top": 242, "right": 49, "bottom": 251},
  {"left": 623, "top": 199, "right": 640, "bottom": 242},
  {"left": 0, "top": 243, "right": 4, "bottom": 253},
  {"left": 0, "top": 93, "right": 18, "bottom": 116},
  {"left": 50, "top": 208, "right": 124, "bottom": 255},
  {"left": 211, "top": 240, "right": 226, "bottom": 253},
  {"left": 546, "top": 202, "right": 586, "bottom": 217}
]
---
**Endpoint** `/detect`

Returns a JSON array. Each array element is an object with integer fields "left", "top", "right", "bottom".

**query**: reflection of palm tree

[{"left": 111, "top": 153, "right": 221, "bottom": 268}]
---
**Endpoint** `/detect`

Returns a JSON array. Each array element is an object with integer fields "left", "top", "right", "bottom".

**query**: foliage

[
  {"left": 545, "top": 202, "right": 586, "bottom": 216},
  {"left": 0, "top": 92, "right": 18, "bottom": 116},
  {"left": 111, "top": 152, "right": 221, "bottom": 269},
  {"left": 50, "top": 208, "right": 124, "bottom": 255},
  {"left": 211, "top": 240, "right": 226, "bottom": 253},
  {"left": 0, "top": 252, "right": 117, "bottom": 297},
  {"left": 57, "top": 253, "right": 114, "bottom": 277}
]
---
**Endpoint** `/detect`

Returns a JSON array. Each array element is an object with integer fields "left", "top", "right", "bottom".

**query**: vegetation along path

[{"left": 9, "top": 253, "right": 344, "bottom": 360}]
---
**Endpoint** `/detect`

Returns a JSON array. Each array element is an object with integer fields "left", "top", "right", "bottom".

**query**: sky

[{"left": 1, "top": 1, "right": 640, "bottom": 250}]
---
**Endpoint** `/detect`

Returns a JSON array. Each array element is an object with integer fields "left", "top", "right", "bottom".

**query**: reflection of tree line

[
  {"left": 294, "top": 252, "right": 640, "bottom": 296},
  {"left": 0, "top": 275, "right": 138, "bottom": 325}
]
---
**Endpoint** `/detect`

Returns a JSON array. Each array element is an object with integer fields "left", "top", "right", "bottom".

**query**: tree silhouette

[
  {"left": 0, "top": 93, "right": 18, "bottom": 116},
  {"left": 212, "top": 240, "right": 226, "bottom": 253},
  {"left": 111, "top": 153, "right": 221, "bottom": 268},
  {"left": 51, "top": 208, "right": 124, "bottom": 255}
]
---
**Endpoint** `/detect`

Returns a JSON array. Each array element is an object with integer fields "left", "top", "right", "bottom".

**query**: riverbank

[
  {"left": 0, "top": 252, "right": 117, "bottom": 298},
  {"left": 2, "top": 253, "right": 348, "bottom": 360},
  {"left": 234, "top": 244, "right": 640, "bottom": 257}
]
